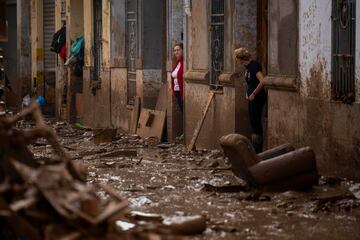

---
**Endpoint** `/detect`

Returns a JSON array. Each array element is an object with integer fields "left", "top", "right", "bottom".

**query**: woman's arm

[{"left": 249, "top": 71, "right": 265, "bottom": 101}]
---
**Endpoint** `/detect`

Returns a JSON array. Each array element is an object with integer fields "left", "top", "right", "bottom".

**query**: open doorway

[
  {"left": 257, "top": 0, "right": 268, "bottom": 149},
  {"left": 66, "top": 0, "right": 84, "bottom": 123},
  {"left": 257, "top": 0, "right": 268, "bottom": 74}
]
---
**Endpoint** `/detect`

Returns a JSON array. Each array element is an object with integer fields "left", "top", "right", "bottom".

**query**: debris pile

[{"left": 0, "top": 104, "right": 206, "bottom": 239}]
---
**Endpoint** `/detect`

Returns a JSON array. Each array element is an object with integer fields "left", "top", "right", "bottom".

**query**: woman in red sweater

[{"left": 171, "top": 43, "right": 184, "bottom": 112}]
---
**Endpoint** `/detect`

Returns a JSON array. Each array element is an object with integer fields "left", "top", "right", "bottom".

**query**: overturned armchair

[{"left": 220, "top": 134, "right": 319, "bottom": 191}]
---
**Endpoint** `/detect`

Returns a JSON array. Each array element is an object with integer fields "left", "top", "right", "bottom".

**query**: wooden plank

[
  {"left": 155, "top": 84, "right": 167, "bottom": 112},
  {"left": 130, "top": 96, "right": 141, "bottom": 134},
  {"left": 187, "top": 91, "right": 215, "bottom": 152},
  {"left": 136, "top": 109, "right": 166, "bottom": 143}
]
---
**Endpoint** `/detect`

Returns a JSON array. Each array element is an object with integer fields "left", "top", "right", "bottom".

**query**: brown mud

[{"left": 28, "top": 121, "right": 360, "bottom": 240}]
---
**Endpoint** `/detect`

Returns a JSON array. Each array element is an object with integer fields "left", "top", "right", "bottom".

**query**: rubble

[
  {"left": 0, "top": 103, "right": 207, "bottom": 239},
  {"left": 1, "top": 104, "right": 359, "bottom": 239}
]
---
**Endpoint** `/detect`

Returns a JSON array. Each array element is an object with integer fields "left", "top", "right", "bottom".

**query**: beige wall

[
  {"left": 267, "top": 0, "right": 360, "bottom": 180},
  {"left": 30, "top": 0, "right": 44, "bottom": 94}
]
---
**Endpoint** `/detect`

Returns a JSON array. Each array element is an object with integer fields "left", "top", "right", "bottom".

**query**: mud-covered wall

[
  {"left": 82, "top": 68, "right": 111, "bottom": 128},
  {"left": 185, "top": 84, "right": 236, "bottom": 149},
  {"left": 82, "top": 0, "right": 112, "bottom": 128},
  {"left": 184, "top": 0, "right": 254, "bottom": 149},
  {"left": 299, "top": 0, "right": 332, "bottom": 100},
  {"left": 267, "top": 0, "right": 360, "bottom": 180},
  {"left": 109, "top": 0, "right": 131, "bottom": 131}
]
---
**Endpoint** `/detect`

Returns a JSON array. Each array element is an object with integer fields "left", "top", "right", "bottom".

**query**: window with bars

[
  {"left": 126, "top": 0, "right": 137, "bottom": 105},
  {"left": 210, "top": 0, "right": 225, "bottom": 85},
  {"left": 93, "top": 0, "right": 102, "bottom": 82},
  {"left": 332, "top": 0, "right": 356, "bottom": 103}
]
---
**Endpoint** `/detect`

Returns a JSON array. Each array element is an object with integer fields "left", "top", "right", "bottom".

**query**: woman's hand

[
  {"left": 246, "top": 93, "right": 249, "bottom": 100},
  {"left": 248, "top": 93, "right": 255, "bottom": 101}
]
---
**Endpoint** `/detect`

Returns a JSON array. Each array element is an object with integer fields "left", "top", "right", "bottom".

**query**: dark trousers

[
  {"left": 248, "top": 96, "right": 266, "bottom": 135},
  {"left": 174, "top": 91, "right": 183, "bottom": 112}
]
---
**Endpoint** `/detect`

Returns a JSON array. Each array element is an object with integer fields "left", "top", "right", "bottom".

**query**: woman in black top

[{"left": 234, "top": 48, "right": 267, "bottom": 153}]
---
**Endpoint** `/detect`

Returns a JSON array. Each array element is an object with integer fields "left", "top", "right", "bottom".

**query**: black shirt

[{"left": 245, "top": 60, "right": 266, "bottom": 98}]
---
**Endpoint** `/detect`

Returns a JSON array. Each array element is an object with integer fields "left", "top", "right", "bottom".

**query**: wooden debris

[
  {"left": 0, "top": 103, "right": 207, "bottom": 239},
  {"left": 130, "top": 96, "right": 141, "bottom": 134},
  {"left": 136, "top": 109, "right": 166, "bottom": 144},
  {"left": 100, "top": 149, "right": 138, "bottom": 158},
  {"left": 93, "top": 128, "right": 117, "bottom": 144},
  {"left": 187, "top": 91, "right": 215, "bottom": 152}
]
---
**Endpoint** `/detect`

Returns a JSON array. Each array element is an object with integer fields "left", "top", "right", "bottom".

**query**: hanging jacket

[{"left": 170, "top": 57, "right": 184, "bottom": 99}]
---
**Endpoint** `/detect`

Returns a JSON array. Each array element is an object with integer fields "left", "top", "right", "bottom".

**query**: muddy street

[{"left": 26, "top": 121, "right": 360, "bottom": 240}]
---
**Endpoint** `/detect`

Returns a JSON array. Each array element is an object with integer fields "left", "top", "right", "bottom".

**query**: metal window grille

[
  {"left": 93, "top": 0, "right": 102, "bottom": 81},
  {"left": 126, "top": 0, "right": 137, "bottom": 105},
  {"left": 210, "top": 0, "right": 225, "bottom": 84},
  {"left": 332, "top": 0, "right": 356, "bottom": 103}
]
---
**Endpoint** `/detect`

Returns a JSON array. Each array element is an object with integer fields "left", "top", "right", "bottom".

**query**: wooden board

[
  {"left": 130, "top": 96, "right": 141, "bottom": 134},
  {"left": 136, "top": 109, "right": 166, "bottom": 143},
  {"left": 187, "top": 91, "right": 215, "bottom": 152},
  {"left": 155, "top": 84, "right": 168, "bottom": 112}
]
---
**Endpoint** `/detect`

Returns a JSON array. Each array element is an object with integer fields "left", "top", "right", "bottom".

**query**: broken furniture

[
  {"left": 0, "top": 102, "right": 206, "bottom": 239},
  {"left": 136, "top": 108, "right": 166, "bottom": 144},
  {"left": 220, "top": 134, "right": 319, "bottom": 191}
]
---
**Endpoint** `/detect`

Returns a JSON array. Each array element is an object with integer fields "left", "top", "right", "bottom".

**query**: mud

[{"left": 27, "top": 121, "right": 360, "bottom": 240}]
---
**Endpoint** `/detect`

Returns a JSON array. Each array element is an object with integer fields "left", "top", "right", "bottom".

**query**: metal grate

[
  {"left": 43, "top": 0, "right": 55, "bottom": 73},
  {"left": 93, "top": 0, "right": 102, "bottom": 81},
  {"left": 126, "top": 0, "right": 137, "bottom": 105},
  {"left": 210, "top": 0, "right": 225, "bottom": 84},
  {"left": 332, "top": 0, "right": 356, "bottom": 103}
]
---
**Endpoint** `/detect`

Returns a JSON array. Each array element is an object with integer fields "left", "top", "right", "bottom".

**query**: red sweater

[{"left": 171, "top": 58, "right": 184, "bottom": 99}]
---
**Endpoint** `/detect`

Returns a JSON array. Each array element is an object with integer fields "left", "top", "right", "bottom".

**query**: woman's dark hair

[{"left": 174, "top": 43, "right": 183, "bottom": 49}]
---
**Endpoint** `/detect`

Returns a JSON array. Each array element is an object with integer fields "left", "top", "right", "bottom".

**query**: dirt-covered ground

[{"left": 29, "top": 121, "right": 360, "bottom": 240}]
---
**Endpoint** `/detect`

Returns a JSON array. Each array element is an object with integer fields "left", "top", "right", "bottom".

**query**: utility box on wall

[{"left": 0, "top": 0, "right": 7, "bottom": 42}]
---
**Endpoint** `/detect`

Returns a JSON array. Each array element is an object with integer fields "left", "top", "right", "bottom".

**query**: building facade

[
  {"left": 22, "top": 0, "right": 360, "bottom": 180},
  {"left": 266, "top": 0, "right": 360, "bottom": 180},
  {"left": 183, "top": 0, "right": 268, "bottom": 149}
]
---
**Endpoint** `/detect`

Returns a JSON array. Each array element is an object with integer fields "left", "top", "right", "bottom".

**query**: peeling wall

[
  {"left": 299, "top": 0, "right": 332, "bottom": 100},
  {"left": 267, "top": 0, "right": 360, "bottom": 180},
  {"left": 268, "top": 90, "right": 360, "bottom": 181}
]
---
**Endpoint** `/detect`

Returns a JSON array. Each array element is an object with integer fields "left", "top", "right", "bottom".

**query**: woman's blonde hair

[{"left": 234, "top": 47, "right": 251, "bottom": 61}]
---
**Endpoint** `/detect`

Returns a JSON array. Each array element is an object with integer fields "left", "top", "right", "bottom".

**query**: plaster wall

[
  {"left": 82, "top": 67, "right": 111, "bottom": 128},
  {"left": 110, "top": 68, "right": 131, "bottom": 131},
  {"left": 267, "top": 0, "right": 360, "bottom": 180},
  {"left": 184, "top": 83, "right": 236, "bottom": 149},
  {"left": 299, "top": 0, "right": 332, "bottom": 100}
]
